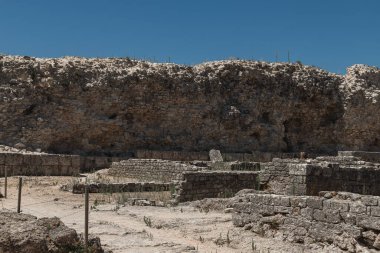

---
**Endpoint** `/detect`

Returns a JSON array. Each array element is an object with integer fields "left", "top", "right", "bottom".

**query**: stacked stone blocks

[
  {"left": 233, "top": 191, "right": 380, "bottom": 251},
  {"left": 288, "top": 162, "right": 380, "bottom": 196},
  {"left": 0, "top": 152, "right": 80, "bottom": 177},
  {"left": 175, "top": 171, "right": 259, "bottom": 202},
  {"left": 72, "top": 182, "right": 172, "bottom": 194},
  {"left": 108, "top": 159, "right": 200, "bottom": 182}
]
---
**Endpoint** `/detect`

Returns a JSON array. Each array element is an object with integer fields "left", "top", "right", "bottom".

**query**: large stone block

[
  {"left": 350, "top": 202, "right": 367, "bottom": 214},
  {"left": 71, "top": 155, "right": 81, "bottom": 169},
  {"left": 0, "top": 154, "right": 5, "bottom": 165},
  {"left": 22, "top": 154, "right": 42, "bottom": 166},
  {"left": 356, "top": 215, "right": 380, "bottom": 230},
  {"left": 209, "top": 149, "right": 223, "bottom": 162},
  {"left": 5, "top": 153, "right": 23, "bottom": 165},
  {"left": 41, "top": 155, "right": 59, "bottom": 166},
  {"left": 370, "top": 206, "right": 380, "bottom": 217},
  {"left": 58, "top": 155, "right": 72, "bottom": 166}
]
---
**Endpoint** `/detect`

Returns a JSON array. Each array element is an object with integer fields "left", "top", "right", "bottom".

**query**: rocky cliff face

[{"left": 0, "top": 56, "right": 379, "bottom": 155}]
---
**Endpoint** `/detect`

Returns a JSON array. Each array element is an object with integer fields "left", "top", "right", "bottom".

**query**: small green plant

[
  {"left": 90, "top": 198, "right": 100, "bottom": 210},
  {"left": 199, "top": 236, "right": 205, "bottom": 243},
  {"left": 143, "top": 216, "right": 152, "bottom": 227},
  {"left": 226, "top": 230, "right": 231, "bottom": 246}
]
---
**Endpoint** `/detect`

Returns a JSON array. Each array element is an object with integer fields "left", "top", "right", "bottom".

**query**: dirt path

[{"left": 0, "top": 176, "right": 313, "bottom": 253}]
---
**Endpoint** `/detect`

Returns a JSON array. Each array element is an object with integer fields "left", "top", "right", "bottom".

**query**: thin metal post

[
  {"left": 4, "top": 167, "right": 7, "bottom": 198},
  {"left": 84, "top": 185, "right": 89, "bottom": 252},
  {"left": 17, "top": 177, "right": 22, "bottom": 213}
]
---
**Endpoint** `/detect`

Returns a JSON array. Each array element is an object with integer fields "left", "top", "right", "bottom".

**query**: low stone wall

[
  {"left": 222, "top": 152, "right": 322, "bottom": 162},
  {"left": 108, "top": 159, "right": 200, "bottom": 182},
  {"left": 339, "top": 151, "right": 380, "bottom": 163},
  {"left": 230, "top": 162, "right": 260, "bottom": 171},
  {"left": 259, "top": 158, "right": 301, "bottom": 194},
  {"left": 72, "top": 182, "right": 172, "bottom": 194},
  {"left": 135, "top": 150, "right": 209, "bottom": 161},
  {"left": 135, "top": 150, "right": 323, "bottom": 162},
  {"left": 233, "top": 191, "right": 380, "bottom": 251},
  {"left": 175, "top": 171, "right": 259, "bottom": 202},
  {"left": 0, "top": 152, "right": 80, "bottom": 176},
  {"left": 289, "top": 163, "right": 380, "bottom": 196},
  {"left": 80, "top": 156, "right": 131, "bottom": 172},
  {"left": 209, "top": 161, "right": 260, "bottom": 171}
]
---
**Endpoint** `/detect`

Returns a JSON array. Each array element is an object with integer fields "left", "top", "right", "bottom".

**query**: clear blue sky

[{"left": 0, "top": 0, "right": 379, "bottom": 74}]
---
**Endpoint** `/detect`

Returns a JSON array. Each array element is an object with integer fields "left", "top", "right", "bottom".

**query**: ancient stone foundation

[
  {"left": 72, "top": 182, "right": 172, "bottom": 194},
  {"left": 80, "top": 155, "right": 131, "bottom": 172},
  {"left": 339, "top": 151, "right": 380, "bottom": 163},
  {"left": 135, "top": 150, "right": 209, "bottom": 161},
  {"left": 107, "top": 159, "right": 201, "bottom": 182},
  {"left": 233, "top": 191, "right": 380, "bottom": 251},
  {"left": 0, "top": 152, "right": 80, "bottom": 176},
  {"left": 288, "top": 162, "right": 380, "bottom": 196},
  {"left": 175, "top": 171, "right": 259, "bottom": 202},
  {"left": 257, "top": 154, "right": 380, "bottom": 196}
]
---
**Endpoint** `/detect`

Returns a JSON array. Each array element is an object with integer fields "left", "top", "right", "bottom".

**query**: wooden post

[
  {"left": 17, "top": 177, "right": 22, "bottom": 213},
  {"left": 4, "top": 167, "right": 7, "bottom": 198},
  {"left": 84, "top": 185, "right": 89, "bottom": 252}
]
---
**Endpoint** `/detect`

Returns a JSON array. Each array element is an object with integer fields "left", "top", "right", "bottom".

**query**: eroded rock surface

[
  {"left": 0, "top": 211, "right": 103, "bottom": 253},
  {"left": 0, "top": 56, "right": 379, "bottom": 155}
]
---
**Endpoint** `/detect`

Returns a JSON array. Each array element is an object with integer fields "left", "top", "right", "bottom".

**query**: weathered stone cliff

[{"left": 0, "top": 56, "right": 379, "bottom": 155}]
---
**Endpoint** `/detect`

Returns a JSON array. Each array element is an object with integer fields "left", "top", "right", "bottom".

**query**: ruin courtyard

[{"left": 0, "top": 56, "right": 380, "bottom": 252}]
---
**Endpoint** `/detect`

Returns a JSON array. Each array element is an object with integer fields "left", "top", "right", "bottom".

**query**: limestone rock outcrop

[
  {"left": 0, "top": 55, "right": 378, "bottom": 155},
  {"left": 0, "top": 211, "right": 103, "bottom": 253}
]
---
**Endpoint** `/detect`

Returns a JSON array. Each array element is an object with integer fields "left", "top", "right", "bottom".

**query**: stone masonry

[
  {"left": 288, "top": 161, "right": 380, "bottom": 196},
  {"left": 175, "top": 171, "right": 259, "bottom": 202},
  {"left": 233, "top": 191, "right": 380, "bottom": 251},
  {"left": 339, "top": 151, "right": 380, "bottom": 163},
  {"left": 259, "top": 158, "right": 300, "bottom": 194},
  {"left": 72, "top": 182, "right": 172, "bottom": 194},
  {"left": 135, "top": 150, "right": 209, "bottom": 161},
  {"left": 0, "top": 152, "right": 80, "bottom": 177},
  {"left": 107, "top": 159, "right": 201, "bottom": 182},
  {"left": 80, "top": 155, "right": 132, "bottom": 172}
]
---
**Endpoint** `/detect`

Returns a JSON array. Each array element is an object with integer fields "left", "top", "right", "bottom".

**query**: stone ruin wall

[
  {"left": 257, "top": 153, "right": 380, "bottom": 196},
  {"left": 288, "top": 161, "right": 380, "bottom": 197},
  {"left": 80, "top": 155, "right": 132, "bottom": 172},
  {"left": 233, "top": 191, "right": 380, "bottom": 251},
  {"left": 259, "top": 158, "right": 300, "bottom": 194},
  {"left": 0, "top": 152, "right": 80, "bottom": 177},
  {"left": 107, "top": 159, "right": 201, "bottom": 182},
  {"left": 338, "top": 151, "right": 380, "bottom": 163},
  {"left": 106, "top": 158, "right": 260, "bottom": 202},
  {"left": 0, "top": 56, "right": 379, "bottom": 156},
  {"left": 175, "top": 171, "right": 259, "bottom": 202},
  {"left": 72, "top": 181, "right": 171, "bottom": 194},
  {"left": 135, "top": 149, "right": 209, "bottom": 161}
]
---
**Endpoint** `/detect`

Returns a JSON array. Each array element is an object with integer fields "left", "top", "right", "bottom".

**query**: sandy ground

[{"left": 0, "top": 176, "right": 320, "bottom": 253}]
